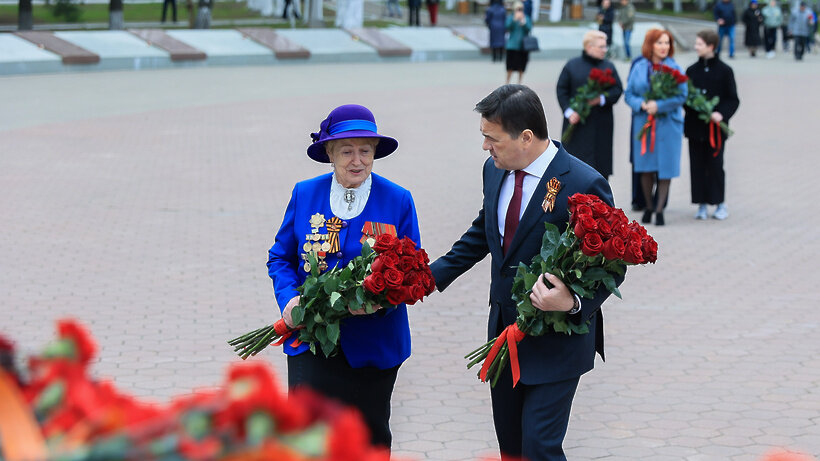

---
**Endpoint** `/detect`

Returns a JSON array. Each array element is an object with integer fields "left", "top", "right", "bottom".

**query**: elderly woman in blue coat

[
  {"left": 267, "top": 104, "right": 421, "bottom": 448},
  {"left": 625, "top": 28, "right": 687, "bottom": 226}
]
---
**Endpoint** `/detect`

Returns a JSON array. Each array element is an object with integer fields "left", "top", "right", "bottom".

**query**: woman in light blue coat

[{"left": 625, "top": 28, "right": 687, "bottom": 226}]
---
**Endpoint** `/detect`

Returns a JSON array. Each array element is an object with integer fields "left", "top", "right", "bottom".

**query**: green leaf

[
  {"left": 246, "top": 411, "right": 275, "bottom": 446},
  {"left": 584, "top": 267, "right": 609, "bottom": 281},
  {"left": 523, "top": 272, "right": 538, "bottom": 291},
  {"left": 603, "top": 276, "right": 622, "bottom": 299},
  {"left": 326, "top": 322, "right": 340, "bottom": 344},
  {"left": 314, "top": 312, "right": 323, "bottom": 323},
  {"left": 329, "top": 291, "right": 342, "bottom": 309},
  {"left": 323, "top": 277, "right": 339, "bottom": 294}
]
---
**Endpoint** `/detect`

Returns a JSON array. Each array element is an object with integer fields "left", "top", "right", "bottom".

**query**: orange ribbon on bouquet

[
  {"left": 709, "top": 120, "right": 723, "bottom": 158},
  {"left": 272, "top": 318, "right": 302, "bottom": 347},
  {"left": 479, "top": 323, "right": 527, "bottom": 387},
  {"left": 640, "top": 114, "right": 657, "bottom": 155}
]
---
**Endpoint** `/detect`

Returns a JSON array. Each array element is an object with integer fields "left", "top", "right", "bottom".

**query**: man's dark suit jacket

[{"left": 431, "top": 141, "right": 620, "bottom": 385}]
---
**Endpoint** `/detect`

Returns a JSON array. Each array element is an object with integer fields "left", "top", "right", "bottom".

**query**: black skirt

[{"left": 506, "top": 49, "right": 530, "bottom": 72}]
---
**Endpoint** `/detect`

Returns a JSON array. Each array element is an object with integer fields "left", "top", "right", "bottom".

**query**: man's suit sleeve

[{"left": 430, "top": 160, "right": 493, "bottom": 292}]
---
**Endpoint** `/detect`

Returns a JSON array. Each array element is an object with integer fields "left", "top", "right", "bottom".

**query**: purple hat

[{"left": 307, "top": 104, "right": 399, "bottom": 163}]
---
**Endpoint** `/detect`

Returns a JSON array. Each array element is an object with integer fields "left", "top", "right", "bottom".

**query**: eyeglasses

[{"left": 515, "top": 7, "right": 523, "bottom": 10}]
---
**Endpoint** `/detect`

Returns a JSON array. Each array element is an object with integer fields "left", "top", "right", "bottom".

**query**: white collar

[
  {"left": 330, "top": 173, "right": 372, "bottom": 219},
  {"left": 517, "top": 140, "right": 558, "bottom": 179}
]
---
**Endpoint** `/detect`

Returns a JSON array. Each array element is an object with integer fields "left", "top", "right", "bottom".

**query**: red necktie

[{"left": 503, "top": 170, "right": 526, "bottom": 255}]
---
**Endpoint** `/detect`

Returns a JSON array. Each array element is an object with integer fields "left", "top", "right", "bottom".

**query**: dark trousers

[
  {"left": 490, "top": 365, "right": 580, "bottom": 461},
  {"left": 161, "top": 0, "right": 177, "bottom": 22},
  {"left": 689, "top": 138, "right": 725, "bottom": 205},
  {"left": 794, "top": 35, "right": 807, "bottom": 59},
  {"left": 764, "top": 27, "right": 777, "bottom": 52},
  {"left": 781, "top": 24, "right": 791, "bottom": 50},
  {"left": 287, "top": 351, "right": 400, "bottom": 448},
  {"left": 408, "top": 5, "right": 420, "bottom": 26},
  {"left": 492, "top": 47, "right": 505, "bottom": 62}
]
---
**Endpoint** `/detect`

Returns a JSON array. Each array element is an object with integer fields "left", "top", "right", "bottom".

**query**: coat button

[
  {"left": 336, "top": 252, "right": 343, "bottom": 258},
  {"left": 341, "top": 221, "right": 348, "bottom": 228}
]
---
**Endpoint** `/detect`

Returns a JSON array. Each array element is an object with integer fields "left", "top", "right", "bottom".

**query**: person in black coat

[
  {"left": 556, "top": 30, "right": 624, "bottom": 180},
  {"left": 597, "top": 0, "right": 616, "bottom": 48},
  {"left": 684, "top": 30, "right": 740, "bottom": 221},
  {"left": 742, "top": 0, "right": 764, "bottom": 56}
]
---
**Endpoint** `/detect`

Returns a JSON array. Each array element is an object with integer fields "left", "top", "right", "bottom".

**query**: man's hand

[
  {"left": 568, "top": 111, "right": 581, "bottom": 125},
  {"left": 717, "top": 18, "right": 725, "bottom": 25},
  {"left": 710, "top": 111, "right": 724, "bottom": 123},
  {"left": 282, "top": 295, "right": 300, "bottom": 328},
  {"left": 349, "top": 304, "right": 383, "bottom": 316},
  {"left": 588, "top": 96, "right": 601, "bottom": 107},
  {"left": 529, "top": 273, "right": 575, "bottom": 312}
]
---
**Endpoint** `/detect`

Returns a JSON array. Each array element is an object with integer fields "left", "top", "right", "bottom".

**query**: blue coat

[
  {"left": 430, "top": 143, "right": 622, "bottom": 385},
  {"left": 624, "top": 57, "right": 688, "bottom": 179},
  {"left": 485, "top": 3, "right": 507, "bottom": 48},
  {"left": 714, "top": 0, "right": 737, "bottom": 26},
  {"left": 267, "top": 172, "right": 421, "bottom": 370}
]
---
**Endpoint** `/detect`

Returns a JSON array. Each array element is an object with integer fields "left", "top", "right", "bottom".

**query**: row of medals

[{"left": 301, "top": 213, "right": 331, "bottom": 273}]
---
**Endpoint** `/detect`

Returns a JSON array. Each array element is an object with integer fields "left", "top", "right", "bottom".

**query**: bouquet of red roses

[
  {"left": 685, "top": 80, "right": 734, "bottom": 157},
  {"left": 637, "top": 63, "right": 688, "bottom": 154},
  {"left": 561, "top": 67, "right": 618, "bottom": 143},
  {"left": 465, "top": 193, "right": 657, "bottom": 387},
  {"left": 229, "top": 234, "right": 435, "bottom": 359}
]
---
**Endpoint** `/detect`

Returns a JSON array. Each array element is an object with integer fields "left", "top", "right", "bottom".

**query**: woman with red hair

[{"left": 624, "top": 28, "right": 687, "bottom": 226}]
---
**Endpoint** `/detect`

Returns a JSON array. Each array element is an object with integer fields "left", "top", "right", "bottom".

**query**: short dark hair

[
  {"left": 696, "top": 29, "right": 719, "bottom": 49},
  {"left": 474, "top": 85, "right": 549, "bottom": 140}
]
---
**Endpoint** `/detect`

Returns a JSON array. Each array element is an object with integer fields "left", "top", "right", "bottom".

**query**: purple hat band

[{"left": 306, "top": 105, "right": 398, "bottom": 163}]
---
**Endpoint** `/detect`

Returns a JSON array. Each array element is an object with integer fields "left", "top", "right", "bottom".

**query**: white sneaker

[
  {"left": 767, "top": 51, "right": 775, "bottom": 58},
  {"left": 695, "top": 204, "right": 708, "bottom": 220},
  {"left": 713, "top": 204, "right": 729, "bottom": 220}
]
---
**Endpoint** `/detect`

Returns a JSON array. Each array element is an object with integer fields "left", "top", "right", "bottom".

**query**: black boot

[{"left": 642, "top": 209, "right": 653, "bottom": 224}]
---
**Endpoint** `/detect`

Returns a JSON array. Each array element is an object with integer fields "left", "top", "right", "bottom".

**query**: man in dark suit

[{"left": 430, "top": 84, "right": 620, "bottom": 461}]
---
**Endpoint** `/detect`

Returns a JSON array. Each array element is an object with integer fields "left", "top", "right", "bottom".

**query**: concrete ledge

[
  {"left": 449, "top": 26, "right": 491, "bottom": 54},
  {"left": 237, "top": 27, "right": 310, "bottom": 59},
  {"left": 129, "top": 29, "right": 207, "bottom": 61},
  {"left": 345, "top": 28, "right": 412, "bottom": 57},
  {"left": 13, "top": 31, "right": 100, "bottom": 65}
]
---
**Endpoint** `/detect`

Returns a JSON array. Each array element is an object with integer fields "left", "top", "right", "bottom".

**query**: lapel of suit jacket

[
  {"left": 502, "top": 142, "right": 572, "bottom": 265},
  {"left": 486, "top": 162, "right": 506, "bottom": 263}
]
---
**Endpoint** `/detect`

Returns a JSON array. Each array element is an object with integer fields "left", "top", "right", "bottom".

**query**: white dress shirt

[
  {"left": 330, "top": 173, "right": 372, "bottom": 219},
  {"left": 497, "top": 141, "right": 559, "bottom": 243}
]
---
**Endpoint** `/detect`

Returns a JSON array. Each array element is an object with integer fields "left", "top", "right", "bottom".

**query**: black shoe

[
  {"left": 655, "top": 212, "right": 665, "bottom": 226},
  {"left": 642, "top": 209, "right": 653, "bottom": 224}
]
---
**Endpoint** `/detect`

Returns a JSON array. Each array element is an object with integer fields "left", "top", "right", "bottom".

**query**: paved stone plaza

[{"left": 2, "top": 52, "right": 820, "bottom": 460}]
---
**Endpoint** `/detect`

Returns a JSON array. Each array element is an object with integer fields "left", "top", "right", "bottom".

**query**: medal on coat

[
  {"left": 542, "top": 177, "right": 562, "bottom": 212},
  {"left": 301, "top": 213, "right": 331, "bottom": 273}
]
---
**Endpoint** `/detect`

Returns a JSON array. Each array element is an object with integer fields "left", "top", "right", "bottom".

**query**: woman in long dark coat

[
  {"left": 556, "top": 30, "right": 624, "bottom": 179},
  {"left": 684, "top": 30, "right": 739, "bottom": 221},
  {"left": 742, "top": 0, "right": 764, "bottom": 56},
  {"left": 485, "top": 0, "right": 507, "bottom": 62}
]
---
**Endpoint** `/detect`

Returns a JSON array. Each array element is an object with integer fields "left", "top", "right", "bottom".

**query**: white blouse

[{"left": 329, "top": 173, "right": 372, "bottom": 219}]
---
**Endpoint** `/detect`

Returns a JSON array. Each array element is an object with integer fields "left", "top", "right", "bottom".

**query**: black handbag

[{"left": 522, "top": 34, "right": 539, "bottom": 52}]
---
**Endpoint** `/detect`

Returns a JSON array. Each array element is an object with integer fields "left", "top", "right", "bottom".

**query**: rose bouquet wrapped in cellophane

[
  {"left": 465, "top": 193, "right": 658, "bottom": 387},
  {"left": 229, "top": 234, "right": 435, "bottom": 359}
]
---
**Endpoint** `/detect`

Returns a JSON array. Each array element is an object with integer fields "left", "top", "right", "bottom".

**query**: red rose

[
  {"left": 416, "top": 248, "right": 430, "bottom": 265},
  {"left": 373, "top": 233, "right": 398, "bottom": 253},
  {"left": 400, "top": 238, "right": 417, "bottom": 256},
  {"left": 607, "top": 208, "right": 629, "bottom": 227},
  {"left": 641, "top": 236, "right": 658, "bottom": 264},
  {"left": 380, "top": 251, "right": 400, "bottom": 268},
  {"left": 596, "top": 219, "right": 613, "bottom": 240},
  {"left": 370, "top": 257, "right": 385, "bottom": 274},
  {"left": 581, "top": 233, "right": 604, "bottom": 257},
  {"left": 421, "top": 270, "right": 436, "bottom": 293},
  {"left": 383, "top": 267, "right": 404, "bottom": 288},
  {"left": 591, "top": 201, "right": 611, "bottom": 219},
  {"left": 57, "top": 319, "right": 97, "bottom": 366},
  {"left": 385, "top": 287, "right": 408, "bottom": 306},
  {"left": 601, "top": 236, "right": 626, "bottom": 260},
  {"left": 574, "top": 215, "right": 597, "bottom": 239},
  {"left": 403, "top": 271, "right": 420, "bottom": 287},
  {"left": 623, "top": 241, "right": 643, "bottom": 264},
  {"left": 363, "top": 272, "right": 386, "bottom": 294},
  {"left": 575, "top": 204, "right": 593, "bottom": 218},
  {"left": 406, "top": 284, "right": 426, "bottom": 305},
  {"left": 400, "top": 256, "right": 418, "bottom": 272}
]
